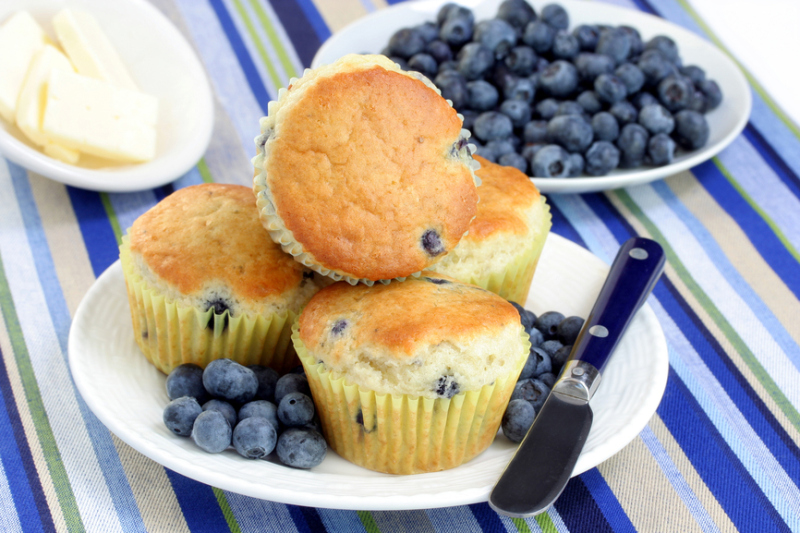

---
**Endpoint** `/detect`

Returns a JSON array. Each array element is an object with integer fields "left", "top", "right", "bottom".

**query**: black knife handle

[{"left": 555, "top": 237, "right": 665, "bottom": 400}]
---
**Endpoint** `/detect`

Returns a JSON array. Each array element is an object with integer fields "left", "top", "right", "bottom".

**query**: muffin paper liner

[
  {"left": 293, "top": 323, "right": 530, "bottom": 475},
  {"left": 120, "top": 237, "right": 299, "bottom": 375}
]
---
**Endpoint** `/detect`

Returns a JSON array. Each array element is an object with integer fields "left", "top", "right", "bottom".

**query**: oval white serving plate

[
  {"left": 0, "top": 0, "right": 214, "bottom": 192},
  {"left": 312, "top": 0, "right": 751, "bottom": 194},
  {"left": 68, "top": 234, "right": 669, "bottom": 510}
]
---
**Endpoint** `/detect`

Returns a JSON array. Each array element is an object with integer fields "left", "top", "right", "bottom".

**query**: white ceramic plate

[
  {"left": 312, "top": 0, "right": 751, "bottom": 194},
  {"left": 0, "top": 0, "right": 213, "bottom": 192},
  {"left": 68, "top": 234, "right": 668, "bottom": 510}
]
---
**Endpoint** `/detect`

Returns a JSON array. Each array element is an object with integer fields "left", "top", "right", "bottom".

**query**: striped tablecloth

[{"left": 2, "top": 0, "right": 799, "bottom": 531}]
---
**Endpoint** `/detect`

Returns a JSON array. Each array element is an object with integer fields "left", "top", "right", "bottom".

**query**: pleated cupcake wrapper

[
  {"left": 293, "top": 324, "right": 530, "bottom": 475},
  {"left": 252, "top": 57, "right": 480, "bottom": 287},
  {"left": 119, "top": 238, "right": 298, "bottom": 375}
]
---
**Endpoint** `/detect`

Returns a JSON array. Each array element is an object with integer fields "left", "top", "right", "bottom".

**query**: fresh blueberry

[
  {"left": 276, "top": 428, "right": 327, "bottom": 469},
  {"left": 248, "top": 365, "right": 279, "bottom": 402},
  {"left": 572, "top": 24, "right": 599, "bottom": 51},
  {"left": 574, "top": 53, "right": 614, "bottom": 83},
  {"left": 238, "top": 400, "right": 279, "bottom": 430},
  {"left": 457, "top": 43, "right": 494, "bottom": 80},
  {"left": 657, "top": 75, "right": 692, "bottom": 112},
  {"left": 205, "top": 298, "right": 231, "bottom": 331},
  {"left": 615, "top": 62, "right": 645, "bottom": 95},
  {"left": 698, "top": 79, "right": 722, "bottom": 110},
  {"left": 407, "top": 53, "right": 438, "bottom": 78},
  {"left": 539, "top": 340, "right": 564, "bottom": 360},
  {"left": 591, "top": 111, "right": 619, "bottom": 142},
  {"left": 576, "top": 91, "right": 602, "bottom": 115},
  {"left": 203, "top": 359, "right": 258, "bottom": 404},
  {"left": 630, "top": 91, "right": 659, "bottom": 110},
  {"left": 637, "top": 49, "right": 673, "bottom": 86},
  {"left": 538, "top": 372, "right": 557, "bottom": 390},
  {"left": 416, "top": 21, "right": 440, "bottom": 43},
  {"left": 464, "top": 80, "right": 497, "bottom": 111},
  {"left": 202, "top": 399, "right": 237, "bottom": 428},
  {"left": 461, "top": 109, "right": 478, "bottom": 132},
  {"left": 535, "top": 98, "right": 559, "bottom": 120},
  {"left": 647, "top": 133, "right": 676, "bottom": 166},
  {"left": 679, "top": 65, "right": 706, "bottom": 86},
  {"left": 552, "top": 30, "right": 579, "bottom": 60},
  {"left": 645, "top": 35, "right": 680, "bottom": 64},
  {"left": 435, "top": 375, "right": 460, "bottom": 398},
  {"left": 436, "top": 3, "right": 464, "bottom": 26},
  {"left": 596, "top": 27, "right": 631, "bottom": 65},
  {"left": 289, "top": 364, "right": 307, "bottom": 375},
  {"left": 191, "top": 409, "right": 231, "bottom": 453},
  {"left": 551, "top": 344, "right": 572, "bottom": 372},
  {"left": 528, "top": 326, "right": 544, "bottom": 348},
  {"left": 510, "top": 300, "right": 537, "bottom": 331},
  {"left": 638, "top": 104, "right": 674, "bottom": 135},
  {"left": 523, "top": 20, "right": 555, "bottom": 53},
  {"left": 485, "top": 138, "right": 517, "bottom": 158},
  {"left": 500, "top": 99, "right": 532, "bottom": 128},
  {"left": 567, "top": 152, "right": 585, "bottom": 176},
  {"left": 163, "top": 397, "right": 202, "bottom": 437},
  {"left": 546, "top": 115, "right": 593, "bottom": 153},
  {"left": 387, "top": 28, "right": 426, "bottom": 59},
  {"left": 584, "top": 141, "right": 620, "bottom": 176},
  {"left": 555, "top": 100, "right": 585, "bottom": 117},
  {"left": 434, "top": 70, "right": 468, "bottom": 109},
  {"left": 594, "top": 74, "right": 627, "bottom": 104},
  {"left": 541, "top": 4, "right": 569, "bottom": 30},
  {"left": 232, "top": 416, "right": 277, "bottom": 459},
  {"left": 503, "top": 76, "right": 536, "bottom": 102},
  {"left": 619, "top": 25, "right": 644, "bottom": 56},
  {"left": 426, "top": 40, "right": 452, "bottom": 64},
  {"left": 523, "top": 120, "right": 549, "bottom": 143},
  {"left": 534, "top": 311, "right": 565, "bottom": 340},
  {"left": 531, "top": 144, "right": 571, "bottom": 177},
  {"left": 521, "top": 142, "right": 546, "bottom": 163},
  {"left": 497, "top": 0, "right": 537, "bottom": 30},
  {"left": 166, "top": 364, "right": 209, "bottom": 403},
  {"left": 504, "top": 46, "right": 538, "bottom": 76},
  {"left": 474, "top": 111, "right": 514, "bottom": 141},
  {"left": 498, "top": 152, "right": 529, "bottom": 173},
  {"left": 557, "top": 316, "right": 585, "bottom": 345},
  {"left": 617, "top": 123, "right": 650, "bottom": 168},
  {"left": 537, "top": 60, "right": 578, "bottom": 98},
  {"left": 474, "top": 18, "right": 517, "bottom": 58},
  {"left": 438, "top": 60, "right": 458, "bottom": 73},
  {"left": 502, "top": 399, "right": 536, "bottom": 443},
  {"left": 274, "top": 373, "right": 311, "bottom": 404},
  {"left": 439, "top": 7, "right": 474, "bottom": 47},
  {"left": 610, "top": 101, "right": 637, "bottom": 125},
  {"left": 673, "top": 110, "right": 709, "bottom": 150},
  {"left": 530, "top": 346, "right": 553, "bottom": 376},
  {"left": 686, "top": 90, "right": 708, "bottom": 113},
  {"left": 278, "top": 392, "right": 316, "bottom": 427},
  {"left": 511, "top": 378, "right": 550, "bottom": 412}
]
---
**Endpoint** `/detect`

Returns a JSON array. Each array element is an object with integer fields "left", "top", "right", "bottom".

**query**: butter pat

[
  {"left": 44, "top": 142, "right": 80, "bottom": 165},
  {"left": 0, "top": 11, "right": 51, "bottom": 122},
  {"left": 53, "top": 9, "right": 138, "bottom": 91},
  {"left": 15, "top": 45, "right": 75, "bottom": 147},
  {"left": 42, "top": 69, "right": 158, "bottom": 162}
]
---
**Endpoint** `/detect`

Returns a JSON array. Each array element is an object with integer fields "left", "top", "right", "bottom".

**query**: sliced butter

[
  {"left": 44, "top": 142, "right": 80, "bottom": 165},
  {"left": 42, "top": 69, "right": 158, "bottom": 163},
  {"left": 15, "top": 45, "right": 75, "bottom": 147},
  {"left": 53, "top": 9, "right": 138, "bottom": 91},
  {"left": 0, "top": 11, "right": 52, "bottom": 122}
]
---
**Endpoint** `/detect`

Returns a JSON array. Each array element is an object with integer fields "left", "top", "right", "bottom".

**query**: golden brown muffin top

[
  {"left": 299, "top": 273, "right": 519, "bottom": 360},
  {"left": 468, "top": 155, "right": 542, "bottom": 241},
  {"left": 128, "top": 183, "right": 308, "bottom": 299},
  {"left": 261, "top": 54, "right": 478, "bottom": 281}
]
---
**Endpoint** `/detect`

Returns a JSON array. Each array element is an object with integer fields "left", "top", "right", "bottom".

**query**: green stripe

[
  {"left": 100, "top": 193, "right": 123, "bottom": 245},
  {"left": 212, "top": 488, "right": 242, "bottom": 533},
  {"left": 511, "top": 517, "right": 533, "bottom": 533},
  {"left": 197, "top": 158, "right": 215, "bottom": 184},
  {"left": 230, "top": 0, "right": 286, "bottom": 89},
  {"left": 613, "top": 189, "right": 800, "bottom": 433},
  {"left": 535, "top": 513, "right": 559, "bottom": 533},
  {"left": 246, "top": 0, "right": 299, "bottom": 80},
  {"left": 357, "top": 510, "right": 381, "bottom": 533},
  {"left": 713, "top": 157, "right": 800, "bottom": 263},
  {"left": 673, "top": 0, "right": 800, "bottom": 139},
  {"left": 0, "top": 254, "right": 86, "bottom": 533}
]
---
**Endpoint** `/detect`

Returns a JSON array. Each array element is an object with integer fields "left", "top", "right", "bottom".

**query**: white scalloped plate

[
  {"left": 68, "top": 234, "right": 668, "bottom": 510},
  {"left": 311, "top": 0, "right": 751, "bottom": 194}
]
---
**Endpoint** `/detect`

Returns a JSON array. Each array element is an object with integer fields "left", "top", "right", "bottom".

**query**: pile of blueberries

[
  {"left": 502, "top": 303, "right": 584, "bottom": 442},
  {"left": 162, "top": 359, "right": 327, "bottom": 469},
  {"left": 382, "top": 0, "right": 722, "bottom": 177}
]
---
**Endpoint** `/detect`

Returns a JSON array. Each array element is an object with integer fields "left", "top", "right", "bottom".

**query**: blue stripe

[
  {"left": 65, "top": 187, "right": 119, "bottom": 278},
  {"left": 9, "top": 165, "right": 147, "bottom": 533},
  {"left": 0, "top": 346, "right": 49, "bottom": 533},
  {"left": 288, "top": 505, "right": 325, "bottom": 533},
  {"left": 468, "top": 503, "right": 507, "bottom": 532},
  {"left": 208, "top": 0, "right": 272, "bottom": 112},
  {"left": 579, "top": 468, "right": 637, "bottom": 533},
  {"left": 271, "top": 0, "right": 326, "bottom": 67},
  {"left": 554, "top": 477, "right": 614, "bottom": 533},
  {"left": 548, "top": 195, "right": 587, "bottom": 248},
  {"left": 166, "top": 471, "right": 229, "bottom": 532},
  {"left": 742, "top": 125, "right": 800, "bottom": 199},
  {"left": 692, "top": 160, "right": 800, "bottom": 299},
  {"left": 584, "top": 194, "right": 637, "bottom": 246}
]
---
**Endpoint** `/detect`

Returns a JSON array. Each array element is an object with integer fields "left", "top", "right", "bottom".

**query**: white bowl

[
  {"left": 312, "top": 0, "right": 752, "bottom": 194},
  {"left": 0, "top": 0, "right": 214, "bottom": 192}
]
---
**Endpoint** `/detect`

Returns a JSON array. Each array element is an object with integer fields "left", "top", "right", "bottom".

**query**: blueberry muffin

[
  {"left": 252, "top": 54, "right": 480, "bottom": 285},
  {"left": 293, "top": 273, "right": 530, "bottom": 474},
  {"left": 428, "top": 155, "right": 551, "bottom": 304},
  {"left": 120, "top": 183, "right": 321, "bottom": 374}
]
